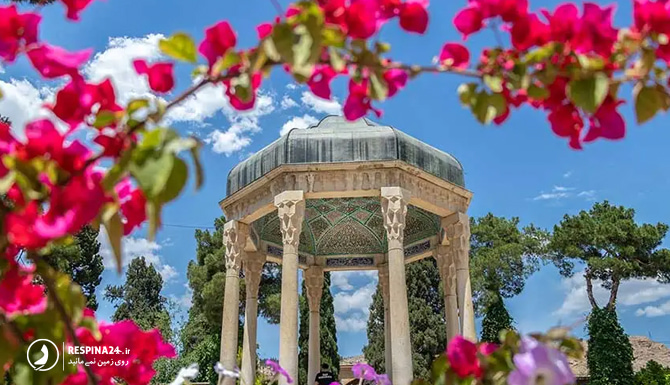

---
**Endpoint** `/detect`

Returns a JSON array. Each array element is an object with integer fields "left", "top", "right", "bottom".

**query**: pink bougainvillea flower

[
  {"left": 510, "top": 13, "right": 550, "bottom": 51},
  {"left": 633, "top": 0, "right": 670, "bottom": 35},
  {"left": 343, "top": 78, "right": 382, "bottom": 120},
  {"left": 256, "top": 22, "right": 273, "bottom": 39},
  {"left": 574, "top": 2, "right": 618, "bottom": 57},
  {"left": 223, "top": 67, "right": 262, "bottom": 110},
  {"left": 541, "top": 3, "right": 579, "bottom": 43},
  {"left": 447, "top": 336, "right": 483, "bottom": 379},
  {"left": 266, "top": 360, "right": 293, "bottom": 384},
  {"left": 199, "top": 21, "right": 237, "bottom": 68},
  {"left": 5, "top": 201, "right": 43, "bottom": 248},
  {"left": 439, "top": 43, "right": 470, "bottom": 69},
  {"left": 307, "top": 65, "right": 338, "bottom": 100},
  {"left": 547, "top": 104, "right": 584, "bottom": 150},
  {"left": 383, "top": 68, "right": 408, "bottom": 97},
  {"left": 398, "top": 1, "right": 429, "bottom": 34},
  {"left": 0, "top": 5, "right": 41, "bottom": 62},
  {"left": 584, "top": 98, "right": 626, "bottom": 143},
  {"left": 63, "top": 320, "right": 175, "bottom": 385},
  {"left": 59, "top": 0, "right": 95, "bottom": 21},
  {"left": 0, "top": 263, "right": 46, "bottom": 317},
  {"left": 479, "top": 342, "right": 498, "bottom": 356},
  {"left": 133, "top": 59, "right": 175, "bottom": 93},
  {"left": 27, "top": 43, "right": 91, "bottom": 79},
  {"left": 50, "top": 78, "right": 122, "bottom": 129},
  {"left": 453, "top": 4, "right": 483, "bottom": 39},
  {"left": 345, "top": 1, "right": 378, "bottom": 39},
  {"left": 120, "top": 188, "right": 147, "bottom": 235}
]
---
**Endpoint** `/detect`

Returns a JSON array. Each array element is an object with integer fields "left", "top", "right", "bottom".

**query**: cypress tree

[
  {"left": 480, "top": 291, "right": 513, "bottom": 343},
  {"left": 298, "top": 272, "right": 339, "bottom": 385}
]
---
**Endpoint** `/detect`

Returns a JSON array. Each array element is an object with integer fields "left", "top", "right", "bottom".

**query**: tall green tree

[
  {"left": 45, "top": 225, "right": 104, "bottom": 310},
  {"left": 469, "top": 214, "right": 549, "bottom": 341},
  {"left": 298, "top": 272, "right": 339, "bottom": 385},
  {"left": 635, "top": 360, "right": 670, "bottom": 385},
  {"left": 550, "top": 201, "right": 670, "bottom": 385},
  {"left": 364, "top": 259, "right": 445, "bottom": 379},
  {"left": 104, "top": 256, "right": 172, "bottom": 339}
]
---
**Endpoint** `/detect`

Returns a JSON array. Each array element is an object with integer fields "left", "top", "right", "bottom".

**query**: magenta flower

[
  {"left": 508, "top": 337, "right": 575, "bottom": 385},
  {"left": 352, "top": 363, "right": 377, "bottom": 381},
  {"left": 265, "top": 360, "right": 293, "bottom": 384}
]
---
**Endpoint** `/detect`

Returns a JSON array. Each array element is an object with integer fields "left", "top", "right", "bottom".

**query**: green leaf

[
  {"left": 159, "top": 32, "right": 197, "bottom": 63},
  {"left": 328, "top": 47, "right": 346, "bottom": 72},
  {"left": 292, "top": 24, "right": 315, "bottom": 77},
  {"left": 272, "top": 23, "right": 295, "bottom": 65},
  {"left": 527, "top": 84, "right": 549, "bottom": 100},
  {"left": 102, "top": 149, "right": 133, "bottom": 191},
  {"left": 369, "top": 72, "right": 389, "bottom": 101},
  {"left": 157, "top": 156, "right": 188, "bottom": 203},
  {"left": 567, "top": 73, "right": 609, "bottom": 114},
  {"left": 634, "top": 84, "right": 663, "bottom": 124},
  {"left": 127, "top": 98, "right": 150, "bottom": 116},
  {"left": 484, "top": 75, "right": 503, "bottom": 93},
  {"left": 189, "top": 140, "right": 204, "bottom": 190},
  {"left": 102, "top": 207, "right": 124, "bottom": 273},
  {"left": 471, "top": 91, "right": 507, "bottom": 124},
  {"left": 130, "top": 152, "right": 175, "bottom": 198},
  {"left": 322, "top": 26, "right": 345, "bottom": 48},
  {"left": 92, "top": 110, "right": 117, "bottom": 128},
  {"left": 577, "top": 55, "right": 605, "bottom": 71},
  {"left": 523, "top": 43, "right": 556, "bottom": 64},
  {"left": 457, "top": 83, "right": 478, "bottom": 106},
  {"left": 212, "top": 51, "right": 241, "bottom": 77},
  {"left": 146, "top": 200, "right": 161, "bottom": 241}
]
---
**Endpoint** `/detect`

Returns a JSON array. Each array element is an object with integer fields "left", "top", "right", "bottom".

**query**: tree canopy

[
  {"left": 104, "top": 256, "right": 172, "bottom": 340},
  {"left": 469, "top": 213, "right": 549, "bottom": 313},
  {"left": 549, "top": 200, "right": 670, "bottom": 310},
  {"left": 45, "top": 225, "right": 104, "bottom": 310}
]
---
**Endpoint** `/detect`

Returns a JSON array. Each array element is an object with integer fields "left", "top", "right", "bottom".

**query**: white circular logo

[{"left": 26, "top": 339, "right": 59, "bottom": 371}]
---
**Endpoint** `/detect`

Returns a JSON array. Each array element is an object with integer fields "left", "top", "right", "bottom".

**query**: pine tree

[
  {"left": 104, "top": 256, "right": 172, "bottom": 340},
  {"left": 45, "top": 225, "right": 104, "bottom": 310},
  {"left": 363, "top": 259, "right": 445, "bottom": 379},
  {"left": 298, "top": 272, "right": 339, "bottom": 385},
  {"left": 479, "top": 292, "right": 513, "bottom": 343}
]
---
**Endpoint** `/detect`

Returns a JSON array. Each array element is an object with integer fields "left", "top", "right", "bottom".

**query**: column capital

[
  {"left": 381, "top": 187, "right": 410, "bottom": 244},
  {"left": 435, "top": 246, "right": 457, "bottom": 297},
  {"left": 441, "top": 212, "right": 471, "bottom": 270},
  {"left": 275, "top": 190, "right": 305, "bottom": 249},
  {"left": 223, "top": 221, "right": 249, "bottom": 271},
  {"left": 304, "top": 266, "right": 324, "bottom": 312},
  {"left": 244, "top": 252, "right": 266, "bottom": 299}
]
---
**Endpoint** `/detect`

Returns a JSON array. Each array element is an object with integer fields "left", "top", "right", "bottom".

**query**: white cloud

[
  {"left": 333, "top": 282, "right": 377, "bottom": 316},
  {"left": 300, "top": 92, "right": 341, "bottom": 115},
  {"left": 98, "top": 228, "right": 177, "bottom": 283},
  {"left": 0, "top": 79, "right": 56, "bottom": 136},
  {"left": 280, "top": 95, "right": 298, "bottom": 109},
  {"left": 331, "top": 271, "right": 378, "bottom": 292},
  {"left": 286, "top": 83, "right": 297, "bottom": 90},
  {"left": 533, "top": 186, "right": 596, "bottom": 202},
  {"left": 280, "top": 114, "right": 318, "bottom": 136},
  {"left": 555, "top": 270, "right": 670, "bottom": 318},
  {"left": 335, "top": 313, "right": 368, "bottom": 332},
  {"left": 563, "top": 171, "right": 573, "bottom": 178},
  {"left": 171, "top": 284, "right": 193, "bottom": 308},
  {"left": 83, "top": 34, "right": 163, "bottom": 104},
  {"left": 636, "top": 301, "right": 670, "bottom": 317}
]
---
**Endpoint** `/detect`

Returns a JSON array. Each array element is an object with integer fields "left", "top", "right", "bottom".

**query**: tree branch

[
  {"left": 585, "top": 270, "right": 599, "bottom": 310},
  {"left": 606, "top": 276, "right": 620, "bottom": 311}
]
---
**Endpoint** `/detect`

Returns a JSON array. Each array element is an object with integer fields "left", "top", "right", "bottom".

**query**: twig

[
  {"left": 489, "top": 20, "right": 505, "bottom": 48},
  {"left": 269, "top": 0, "right": 284, "bottom": 17},
  {"left": 0, "top": 313, "right": 28, "bottom": 345}
]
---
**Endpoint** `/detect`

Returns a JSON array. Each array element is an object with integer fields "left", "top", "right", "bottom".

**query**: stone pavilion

[{"left": 217, "top": 116, "right": 476, "bottom": 385}]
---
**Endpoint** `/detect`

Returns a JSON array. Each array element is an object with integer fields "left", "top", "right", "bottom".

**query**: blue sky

[{"left": 2, "top": 0, "right": 670, "bottom": 360}]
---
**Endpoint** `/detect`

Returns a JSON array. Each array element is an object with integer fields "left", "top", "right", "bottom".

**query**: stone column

[
  {"left": 275, "top": 191, "right": 305, "bottom": 385},
  {"left": 444, "top": 212, "right": 476, "bottom": 341},
  {"left": 304, "top": 266, "right": 324, "bottom": 385},
  {"left": 435, "top": 245, "right": 460, "bottom": 341},
  {"left": 380, "top": 187, "right": 413, "bottom": 385},
  {"left": 219, "top": 221, "right": 249, "bottom": 385},
  {"left": 378, "top": 264, "right": 393, "bottom": 380},
  {"left": 241, "top": 252, "right": 266, "bottom": 385}
]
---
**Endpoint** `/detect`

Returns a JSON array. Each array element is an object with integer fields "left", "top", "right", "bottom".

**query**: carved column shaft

[
  {"left": 381, "top": 187, "right": 413, "bottom": 385},
  {"left": 219, "top": 221, "right": 248, "bottom": 385},
  {"left": 444, "top": 212, "right": 476, "bottom": 341},
  {"left": 436, "top": 245, "right": 460, "bottom": 341},
  {"left": 378, "top": 264, "right": 393, "bottom": 380},
  {"left": 305, "top": 266, "right": 324, "bottom": 385},
  {"left": 241, "top": 252, "right": 266, "bottom": 385},
  {"left": 275, "top": 191, "right": 305, "bottom": 385}
]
